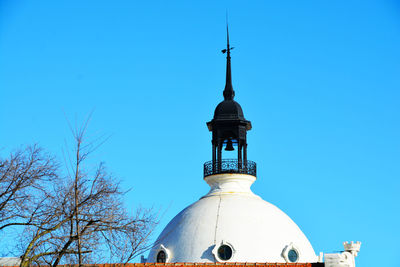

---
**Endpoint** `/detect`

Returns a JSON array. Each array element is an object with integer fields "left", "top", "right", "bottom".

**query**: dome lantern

[{"left": 205, "top": 25, "right": 255, "bottom": 178}]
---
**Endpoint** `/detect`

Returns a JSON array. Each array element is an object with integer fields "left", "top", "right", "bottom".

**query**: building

[
  {"left": 0, "top": 28, "right": 361, "bottom": 267},
  {"left": 144, "top": 28, "right": 361, "bottom": 267}
]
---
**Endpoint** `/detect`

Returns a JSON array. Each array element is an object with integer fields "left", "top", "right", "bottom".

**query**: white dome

[{"left": 147, "top": 173, "right": 317, "bottom": 263}]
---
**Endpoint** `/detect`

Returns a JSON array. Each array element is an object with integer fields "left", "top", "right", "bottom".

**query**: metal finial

[{"left": 222, "top": 23, "right": 235, "bottom": 100}]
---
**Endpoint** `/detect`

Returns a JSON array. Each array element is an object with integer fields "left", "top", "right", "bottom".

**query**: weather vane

[{"left": 221, "top": 13, "right": 234, "bottom": 54}]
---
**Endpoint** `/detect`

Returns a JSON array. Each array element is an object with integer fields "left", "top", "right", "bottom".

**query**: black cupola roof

[{"left": 213, "top": 99, "right": 244, "bottom": 120}]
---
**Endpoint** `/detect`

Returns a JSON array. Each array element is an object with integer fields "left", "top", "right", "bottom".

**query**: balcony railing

[{"left": 203, "top": 159, "right": 257, "bottom": 177}]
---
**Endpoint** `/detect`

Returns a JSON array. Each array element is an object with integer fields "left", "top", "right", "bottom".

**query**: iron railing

[{"left": 203, "top": 159, "right": 257, "bottom": 177}]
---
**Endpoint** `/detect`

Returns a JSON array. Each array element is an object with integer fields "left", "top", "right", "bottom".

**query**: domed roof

[
  {"left": 213, "top": 100, "right": 244, "bottom": 120},
  {"left": 147, "top": 174, "right": 317, "bottom": 263}
]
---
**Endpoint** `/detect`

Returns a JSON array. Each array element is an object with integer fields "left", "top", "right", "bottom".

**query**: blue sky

[{"left": 1, "top": 1, "right": 400, "bottom": 266}]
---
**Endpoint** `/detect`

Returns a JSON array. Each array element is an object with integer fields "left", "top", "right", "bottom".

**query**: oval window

[
  {"left": 288, "top": 249, "right": 298, "bottom": 262},
  {"left": 156, "top": 250, "right": 166, "bottom": 263},
  {"left": 217, "top": 244, "right": 233, "bottom": 261}
]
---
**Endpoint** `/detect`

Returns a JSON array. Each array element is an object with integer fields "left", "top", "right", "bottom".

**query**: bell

[{"left": 225, "top": 139, "right": 234, "bottom": 151}]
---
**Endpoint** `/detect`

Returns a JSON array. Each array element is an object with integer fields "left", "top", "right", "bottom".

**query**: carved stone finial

[
  {"left": 324, "top": 241, "right": 361, "bottom": 267},
  {"left": 343, "top": 241, "right": 361, "bottom": 257}
]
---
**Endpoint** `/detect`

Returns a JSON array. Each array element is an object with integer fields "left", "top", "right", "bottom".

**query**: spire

[{"left": 222, "top": 24, "right": 235, "bottom": 100}]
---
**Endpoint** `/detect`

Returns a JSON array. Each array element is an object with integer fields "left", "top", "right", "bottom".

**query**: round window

[
  {"left": 156, "top": 250, "right": 166, "bottom": 263},
  {"left": 288, "top": 249, "right": 298, "bottom": 262},
  {"left": 217, "top": 244, "right": 233, "bottom": 261}
]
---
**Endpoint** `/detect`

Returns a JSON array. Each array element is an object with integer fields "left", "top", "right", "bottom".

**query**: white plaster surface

[
  {"left": 147, "top": 173, "right": 317, "bottom": 263},
  {"left": 0, "top": 257, "right": 21, "bottom": 266}
]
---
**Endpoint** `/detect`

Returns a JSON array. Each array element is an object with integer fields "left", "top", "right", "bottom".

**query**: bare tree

[
  {"left": 17, "top": 125, "right": 156, "bottom": 267},
  {"left": 0, "top": 145, "right": 58, "bottom": 231}
]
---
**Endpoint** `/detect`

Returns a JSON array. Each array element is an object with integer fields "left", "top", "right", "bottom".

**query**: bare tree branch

[{"left": 6, "top": 121, "right": 158, "bottom": 267}]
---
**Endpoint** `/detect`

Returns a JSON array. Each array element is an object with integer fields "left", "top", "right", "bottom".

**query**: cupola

[{"left": 205, "top": 26, "right": 255, "bottom": 178}]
